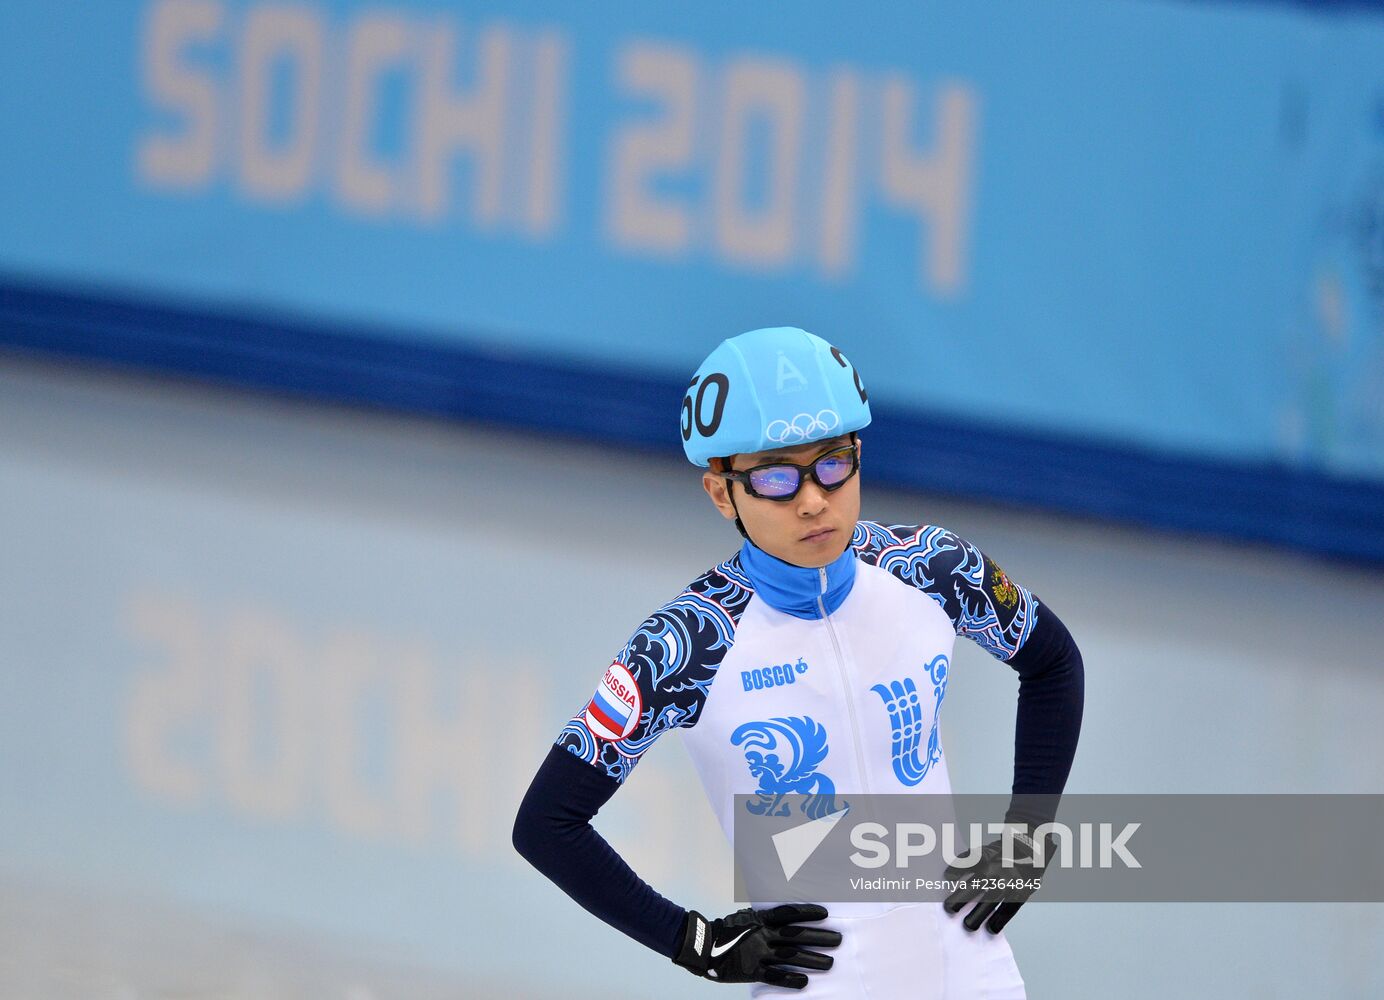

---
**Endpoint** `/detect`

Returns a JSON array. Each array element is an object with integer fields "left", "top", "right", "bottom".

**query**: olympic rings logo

[{"left": 764, "top": 409, "right": 842, "bottom": 444}]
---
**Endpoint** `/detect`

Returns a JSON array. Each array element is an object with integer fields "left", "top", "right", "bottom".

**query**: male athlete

[{"left": 514, "top": 328, "right": 1084, "bottom": 997}]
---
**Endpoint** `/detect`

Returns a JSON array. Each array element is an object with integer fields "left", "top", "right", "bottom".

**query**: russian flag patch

[{"left": 584, "top": 661, "right": 642, "bottom": 741}]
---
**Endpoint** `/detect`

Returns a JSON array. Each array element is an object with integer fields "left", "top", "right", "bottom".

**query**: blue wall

[{"left": 2, "top": 0, "right": 1383, "bottom": 559}]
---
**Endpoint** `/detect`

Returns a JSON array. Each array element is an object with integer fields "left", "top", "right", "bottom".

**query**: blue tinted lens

[
  {"left": 749, "top": 465, "right": 801, "bottom": 497},
  {"left": 815, "top": 451, "right": 854, "bottom": 486}
]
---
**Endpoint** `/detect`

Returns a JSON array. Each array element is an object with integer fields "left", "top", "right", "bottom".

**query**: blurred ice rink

[{"left": 3, "top": 356, "right": 1382, "bottom": 998}]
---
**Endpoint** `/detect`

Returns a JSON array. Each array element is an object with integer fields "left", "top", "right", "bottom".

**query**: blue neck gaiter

[{"left": 737, "top": 538, "right": 857, "bottom": 620}]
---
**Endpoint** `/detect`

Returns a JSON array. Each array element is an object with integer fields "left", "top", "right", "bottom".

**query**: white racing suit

[{"left": 557, "top": 521, "right": 1039, "bottom": 998}]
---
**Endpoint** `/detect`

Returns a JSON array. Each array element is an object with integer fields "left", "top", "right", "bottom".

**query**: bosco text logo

[
  {"left": 742, "top": 658, "right": 809, "bottom": 692},
  {"left": 584, "top": 662, "right": 643, "bottom": 740}
]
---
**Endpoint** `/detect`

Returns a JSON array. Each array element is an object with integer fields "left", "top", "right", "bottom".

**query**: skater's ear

[{"left": 701, "top": 455, "right": 740, "bottom": 524}]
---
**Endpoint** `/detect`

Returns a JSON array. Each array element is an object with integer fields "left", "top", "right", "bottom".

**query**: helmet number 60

[{"left": 681, "top": 372, "right": 729, "bottom": 440}]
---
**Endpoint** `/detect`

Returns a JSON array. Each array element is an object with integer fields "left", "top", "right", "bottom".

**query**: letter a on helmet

[{"left": 680, "top": 327, "right": 872, "bottom": 467}]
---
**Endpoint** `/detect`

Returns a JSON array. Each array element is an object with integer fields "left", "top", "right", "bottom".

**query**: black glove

[
  {"left": 943, "top": 829, "right": 1049, "bottom": 934},
  {"left": 673, "top": 904, "right": 842, "bottom": 990}
]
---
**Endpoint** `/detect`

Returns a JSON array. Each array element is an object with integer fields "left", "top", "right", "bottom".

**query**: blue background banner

[{"left": 2, "top": 0, "right": 1383, "bottom": 557}]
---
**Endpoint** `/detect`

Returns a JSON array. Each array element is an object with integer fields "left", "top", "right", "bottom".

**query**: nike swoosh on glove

[{"left": 673, "top": 904, "right": 842, "bottom": 990}]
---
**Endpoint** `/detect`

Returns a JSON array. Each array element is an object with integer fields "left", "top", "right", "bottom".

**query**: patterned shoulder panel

[
  {"left": 555, "top": 555, "right": 755, "bottom": 784},
  {"left": 851, "top": 520, "right": 1038, "bottom": 660}
]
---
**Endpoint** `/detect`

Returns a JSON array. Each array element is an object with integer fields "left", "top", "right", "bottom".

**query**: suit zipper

[{"left": 818, "top": 566, "right": 871, "bottom": 796}]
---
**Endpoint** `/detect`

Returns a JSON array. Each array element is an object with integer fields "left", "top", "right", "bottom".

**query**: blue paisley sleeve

[
  {"left": 852, "top": 521, "right": 1038, "bottom": 660},
  {"left": 555, "top": 558, "right": 754, "bottom": 783}
]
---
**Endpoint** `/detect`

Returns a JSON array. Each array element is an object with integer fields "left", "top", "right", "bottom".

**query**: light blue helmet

[{"left": 681, "top": 327, "right": 871, "bottom": 467}]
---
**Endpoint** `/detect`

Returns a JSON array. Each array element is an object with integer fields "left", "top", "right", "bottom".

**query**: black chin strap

[
  {"left": 725, "top": 481, "right": 751, "bottom": 541},
  {"left": 720, "top": 464, "right": 751, "bottom": 542}
]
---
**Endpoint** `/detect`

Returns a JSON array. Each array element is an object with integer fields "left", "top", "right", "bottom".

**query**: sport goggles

[{"left": 718, "top": 443, "right": 859, "bottom": 501}]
